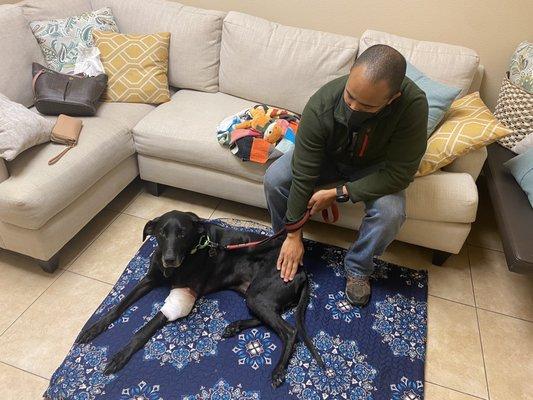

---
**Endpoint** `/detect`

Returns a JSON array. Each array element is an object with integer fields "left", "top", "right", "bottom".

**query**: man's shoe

[{"left": 345, "top": 275, "right": 371, "bottom": 307}]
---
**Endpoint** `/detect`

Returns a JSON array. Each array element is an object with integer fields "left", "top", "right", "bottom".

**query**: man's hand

[
  {"left": 307, "top": 188, "right": 337, "bottom": 216},
  {"left": 277, "top": 229, "right": 304, "bottom": 282}
]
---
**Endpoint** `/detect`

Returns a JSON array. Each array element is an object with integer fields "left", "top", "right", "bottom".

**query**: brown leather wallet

[{"left": 48, "top": 114, "right": 83, "bottom": 165}]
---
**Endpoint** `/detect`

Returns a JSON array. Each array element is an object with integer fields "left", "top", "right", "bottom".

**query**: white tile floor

[{"left": 0, "top": 178, "right": 532, "bottom": 399}]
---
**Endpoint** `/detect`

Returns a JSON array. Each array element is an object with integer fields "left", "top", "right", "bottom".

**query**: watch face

[{"left": 337, "top": 195, "right": 349, "bottom": 203}]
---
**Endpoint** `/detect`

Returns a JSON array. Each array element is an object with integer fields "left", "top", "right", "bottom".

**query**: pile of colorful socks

[{"left": 216, "top": 104, "right": 300, "bottom": 164}]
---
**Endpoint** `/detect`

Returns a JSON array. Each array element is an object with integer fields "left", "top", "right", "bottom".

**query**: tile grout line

[
  {"left": 475, "top": 307, "right": 533, "bottom": 324},
  {"left": 63, "top": 209, "right": 123, "bottom": 273},
  {"left": 208, "top": 198, "right": 223, "bottom": 219},
  {"left": 467, "top": 245, "right": 492, "bottom": 400},
  {"left": 118, "top": 210, "right": 149, "bottom": 221},
  {"left": 63, "top": 269, "right": 114, "bottom": 287},
  {"left": 466, "top": 241, "right": 504, "bottom": 254},
  {"left": 0, "top": 268, "right": 67, "bottom": 339},
  {"left": 0, "top": 210, "right": 122, "bottom": 338},
  {"left": 0, "top": 360, "right": 50, "bottom": 381},
  {"left": 425, "top": 380, "right": 488, "bottom": 400},
  {"left": 427, "top": 293, "right": 476, "bottom": 309}
]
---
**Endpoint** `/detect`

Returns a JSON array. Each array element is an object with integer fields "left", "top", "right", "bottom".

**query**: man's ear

[
  {"left": 387, "top": 91, "right": 402, "bottom": 105},
  {"left": 143, "top": 217, "right": 159, "bottom": 241}
]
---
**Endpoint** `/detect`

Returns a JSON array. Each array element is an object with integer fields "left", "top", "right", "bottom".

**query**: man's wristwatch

[{"left": 336, "top": 185, "right": 349, "bottom": 203}]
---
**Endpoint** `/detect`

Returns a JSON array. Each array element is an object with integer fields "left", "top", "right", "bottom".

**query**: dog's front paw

[
  {"left": 103, "top": 351, "right": 129, "bottom": 375},
  {"left": 222, "top": 323, "right": 241, "bottom": 338},
  {"left": 76, "top": 323, "right": 105, "bottom": 344},
  {"left": 271, "top": 367, "right": 286, "bottom": 388}
]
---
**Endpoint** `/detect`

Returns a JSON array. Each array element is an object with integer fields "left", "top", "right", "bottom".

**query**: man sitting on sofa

[{"left": 264, "top": 44, "right": 429, "bottom": 306}]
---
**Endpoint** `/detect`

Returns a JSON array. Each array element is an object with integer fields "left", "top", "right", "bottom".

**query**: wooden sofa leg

[
  {"left": 38, "top": 254, "right": 59, "bottom": 273},
  {"left": 432, "top": 250, "right": 452, "bottom": 266},
  {"left": 145, "top": 181, "right": 164, "bottom": 197}
]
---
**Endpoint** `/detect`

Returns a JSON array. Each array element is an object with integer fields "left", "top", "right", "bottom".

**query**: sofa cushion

[
  {"left": 0, "top": 116, "right": 134, "bottom": 230},
  {"left": 134, "top": 90, "right": 268, "bottom": 182},
  {"left": 359, "top": 30, "right": 479, "bottom": 98},
  {"left": 91, "top": 0, "right": 225, "bottom": 93},
  {"left": 219, "top": 11, "right": 358, "bottom": 114},
  {"left": 406, "top": 171, "right": 478, "bottom": 223},
  {"left": 94, "top": 102, "right": 156, "bottom": 130},
  {"left": 20, "top": 0, "right": 92, "bottom": 21},
  {"left": 0, "top": 5, "right": 45, "bottom": 107}
]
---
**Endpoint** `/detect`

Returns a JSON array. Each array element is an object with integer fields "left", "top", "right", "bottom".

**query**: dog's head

[{"left": 143, "top": 210, "right": 205, "bottom": 276}]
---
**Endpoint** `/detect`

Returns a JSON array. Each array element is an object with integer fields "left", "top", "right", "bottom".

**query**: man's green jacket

[{"left": 286, "top": 74, "right": 429, "bottom": 224}]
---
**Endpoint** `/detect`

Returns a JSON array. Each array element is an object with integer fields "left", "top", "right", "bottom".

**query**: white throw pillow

[{"left": 0, "top": 93, "right": 54, "bottom": 161}]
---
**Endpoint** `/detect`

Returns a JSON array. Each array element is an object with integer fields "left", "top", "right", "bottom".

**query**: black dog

[{"left": 76, "top": 210, "right": 324, "bottom": 386}]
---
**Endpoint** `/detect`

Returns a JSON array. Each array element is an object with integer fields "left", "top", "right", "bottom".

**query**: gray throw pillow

[{"left": 0, "top": 93, "right": 54, "bottom": 161}]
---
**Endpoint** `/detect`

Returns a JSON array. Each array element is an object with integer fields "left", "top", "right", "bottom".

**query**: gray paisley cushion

[{"left": 30, "top": 7, "right": 119, "bottom": 74}]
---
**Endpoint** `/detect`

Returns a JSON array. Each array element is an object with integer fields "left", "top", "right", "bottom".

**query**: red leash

[{"left": 224, "top": 203, "right": 340, "bottom": 251}]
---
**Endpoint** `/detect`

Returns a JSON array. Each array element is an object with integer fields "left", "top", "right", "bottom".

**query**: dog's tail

[{"left": 295, "top": 276, "right": 326, "bottom": 370}]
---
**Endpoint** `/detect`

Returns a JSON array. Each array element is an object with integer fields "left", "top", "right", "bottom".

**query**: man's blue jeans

[{"left": 264, "top": 149, "right": 406, "bottom": 278}]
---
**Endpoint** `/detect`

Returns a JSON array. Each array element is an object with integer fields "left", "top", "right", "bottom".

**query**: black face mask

[{"left": 342, "top": 99, "right": 376, "bottom": 133}]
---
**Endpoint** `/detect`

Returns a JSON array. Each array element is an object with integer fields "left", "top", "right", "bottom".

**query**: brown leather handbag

[{"left": 32, "top": 62, "right": 107, "bottom": 116}]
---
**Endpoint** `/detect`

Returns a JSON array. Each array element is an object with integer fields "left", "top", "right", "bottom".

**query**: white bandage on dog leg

[{"left": 160, "top": 288, "right": 196, "bottom": 321}]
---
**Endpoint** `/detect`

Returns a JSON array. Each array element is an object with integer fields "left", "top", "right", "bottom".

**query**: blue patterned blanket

[{"left": 45, "top": 219, "right": 427, "bottom": 400}]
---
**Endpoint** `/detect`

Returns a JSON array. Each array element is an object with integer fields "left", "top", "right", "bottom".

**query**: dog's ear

[
  {"left": 185, "top": 212, "right": 200, "bottom": 222},
  {"left": 143, "top": 217, "right": 160, "bottom": 241},
  {"left": 185, "top": 212, "right": 205, "bottom": 234}
]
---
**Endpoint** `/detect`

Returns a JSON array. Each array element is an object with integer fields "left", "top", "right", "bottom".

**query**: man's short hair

[{"left": 353, "top": 44, "right": 407, "bottom": 96}]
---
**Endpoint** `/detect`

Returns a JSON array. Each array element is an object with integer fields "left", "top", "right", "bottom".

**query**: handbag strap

[
  {"left": 48, "top": 145, "right": 74, "bottom": 165},
  {"left": 32, "top": 69, "right": 46, "bottom": 95}
]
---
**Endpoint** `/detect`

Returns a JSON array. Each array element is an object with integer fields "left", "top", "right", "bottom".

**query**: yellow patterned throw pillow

[
  {"left": 93, "top": 31, "right": 170, "bottom": 104},
  {"left": 416, "top": 92, "right": 512, "bottom": 176}
]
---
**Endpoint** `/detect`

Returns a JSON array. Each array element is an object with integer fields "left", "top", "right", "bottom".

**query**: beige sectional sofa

[{"left": 0, "top": 0, "right": 486, "bottom": 272}]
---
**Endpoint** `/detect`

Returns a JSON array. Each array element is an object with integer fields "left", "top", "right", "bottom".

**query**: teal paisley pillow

[
  {"left": 509, "top": 41, "right": 533, "bottom": 94},
  {"left": 29, "top": 7, "right": 118, "bottom": 74}
]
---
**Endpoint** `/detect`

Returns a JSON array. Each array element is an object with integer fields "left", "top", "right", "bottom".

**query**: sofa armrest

[
  {"left": 442, "top": 146, "right": 488, "bottom": 180},
  {"left": 0, "top": 159, "right": 8, "bottom": 183}
]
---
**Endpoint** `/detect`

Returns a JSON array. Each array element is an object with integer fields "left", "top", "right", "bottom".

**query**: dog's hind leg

[
  {"left": 246, "top": 296, "right": 297, "bottom": 388},
  {"left": 76, "top": 277, "right": 158, "bottom": 344},
  {"left": 295, "top": 280, "right": 326, "bottom": 370},
  {"left": 104, "top": 312, "right": 168, "bottom": 375},
  {"left": 222, "top": 318, "right": 261, "bottom": 338}
]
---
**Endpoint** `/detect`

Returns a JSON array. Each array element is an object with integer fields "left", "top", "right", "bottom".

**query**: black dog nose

[{"left": 163, "top": 255, "right": 176, "bottom": 264}]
